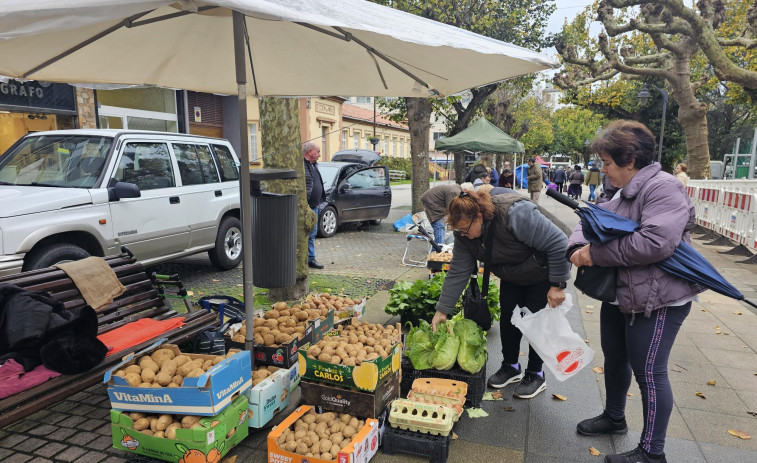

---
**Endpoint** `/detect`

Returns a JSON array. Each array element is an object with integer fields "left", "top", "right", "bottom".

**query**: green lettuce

[
  {"left": 428, "top": 321, "right": 460, "bottom": 370},
  {"left": 454, "top": 318, "right": 487, "bottom": 374},
  {"left": 405, "top": 320, "right": 434, "bottom": 370}
]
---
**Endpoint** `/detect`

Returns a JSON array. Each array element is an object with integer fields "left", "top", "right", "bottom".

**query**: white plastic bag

[{"left": 510, "top": 294, "right": 594, "bottom": 381}]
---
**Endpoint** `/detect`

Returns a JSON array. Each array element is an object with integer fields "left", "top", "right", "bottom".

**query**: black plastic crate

[
  {"left": 400, "top": 355, "right": 414, "bottom": 397},
  {"left": 383, "top": 425, "right": 450, "bottom": 463},
  {"left": 404, "top": 361, "right": 487, "bottom": 408}
]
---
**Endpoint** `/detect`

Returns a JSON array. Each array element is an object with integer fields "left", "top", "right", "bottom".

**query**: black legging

[
  {"left": 601, "top": 302, "right": 690, "bottom": 455},
  {"left": 499, "top": 279, "right": 551, "bottom": 373}
]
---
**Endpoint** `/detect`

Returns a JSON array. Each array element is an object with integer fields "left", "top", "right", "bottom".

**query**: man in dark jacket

[
  {"left": 304, "top": 141, "right": 326, "bottom": 269},
  {"left": 553, "top": 166, "right": 567, "bottom": 193}
]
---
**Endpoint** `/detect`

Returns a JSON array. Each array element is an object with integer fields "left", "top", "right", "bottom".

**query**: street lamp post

[{"left": 637, "top": 84, "right": 668, "bottom": 164}]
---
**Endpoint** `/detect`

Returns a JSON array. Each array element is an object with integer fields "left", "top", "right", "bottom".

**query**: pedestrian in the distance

[
  {"left": 420, "top": 184, "right": 460, "bottom": 245},
  {"left": 674, "top": 163, "right": 689, "bottom": 187},
  {"left": 568, "top": 120, "right": 703, "bottom": 463},
  {"left": 553, "top": 165, "right": 567, "bottom": 194},
  {"left": 431, "top": 189, "right": 570, "bottom": 399},
  {"left": 499, "top": 161, "right": 514, "bottom": 189},
  {"left": 568, "top": 164, "right": 585, "bottom": 200},
  {"left": 303, "top": 141, "right": 326, "bottom": 269},
  {"left": 526, "top": 157, "right": 543, "bottom": 202},
  {"left": 585, "top": 161, "right": 602, "bottom": 202}
]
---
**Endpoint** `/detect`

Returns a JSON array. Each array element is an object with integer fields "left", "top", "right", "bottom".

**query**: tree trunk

[
  {"left": 454, "top": 152, "right": 465, "bottom": 184},
  {"left": 407, "top": 97, "right": 433, "bottom": 213},
  {"left": 259, "top": 97, "right": 313, "bottom": 301}
]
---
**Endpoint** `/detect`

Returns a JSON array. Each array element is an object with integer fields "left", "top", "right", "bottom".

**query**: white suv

[{"left": 0, "top": 129, "right": 243, "bottom": 276}]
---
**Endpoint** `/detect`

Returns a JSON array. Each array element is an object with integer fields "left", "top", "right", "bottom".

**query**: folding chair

[{"left": 401, "top": 212, "right": 440, "bottom": 267}]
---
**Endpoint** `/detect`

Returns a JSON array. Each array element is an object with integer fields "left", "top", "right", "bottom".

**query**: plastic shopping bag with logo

[{"left": 510, "top": 294, "right": 594, "bottom": 381}]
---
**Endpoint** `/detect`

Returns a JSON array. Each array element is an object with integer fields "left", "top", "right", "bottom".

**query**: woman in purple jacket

[{"left": 568, "top": 121, "right": 702, "bottom": 463}]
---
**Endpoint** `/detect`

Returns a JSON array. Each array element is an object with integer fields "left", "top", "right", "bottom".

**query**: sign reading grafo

[{"left": 0, "top": 79, "right": 76, "bottom": 113}]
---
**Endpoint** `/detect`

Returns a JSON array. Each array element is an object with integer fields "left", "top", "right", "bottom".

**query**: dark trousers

[
  {"left": 601, "top": 302, "right": 690, "bottom": 455},
  {"left": 556, "top": 182, "right": 564, "bottom": 193},
  {"left": 499, "top": 279, "right": 551, "bottom": 373}
]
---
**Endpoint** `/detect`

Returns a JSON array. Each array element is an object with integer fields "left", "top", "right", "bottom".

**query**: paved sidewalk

[{"left": 1, "top": 189, "right": 756, "bottom": 463}]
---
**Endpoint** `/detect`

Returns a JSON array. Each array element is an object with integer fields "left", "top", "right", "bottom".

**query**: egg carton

[{"left": 388, "top": 398, "right": 456, "bottom": 437}]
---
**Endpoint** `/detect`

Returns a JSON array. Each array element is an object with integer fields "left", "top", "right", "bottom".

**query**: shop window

[{"left": 173, "top": 143, "right": 220, "bottom": 185}]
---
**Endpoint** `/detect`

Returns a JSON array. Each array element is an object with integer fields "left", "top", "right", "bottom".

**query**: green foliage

[
  {"left": 551, "top": 107, "right": 608, "bottom": 160},
  {"left": 379, "top": 155, "right": 412, "bottom": 178},
  {"left": 384, "top": 273, "right": 500, "bottom": 323},
  {"left": 511, "top": 96, "right": 554, "bottom": 155},
  {"left": 428, "top": 320, "right": 460, "bottom": 370}
]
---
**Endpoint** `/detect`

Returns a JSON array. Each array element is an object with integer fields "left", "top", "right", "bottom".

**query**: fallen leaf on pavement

[
  {"left": 671, "top": 367, "right": 682, "bottom": 372},
  {"left": 734, "top": 311, "right": 742, "bottom": 315},
  {"left": 592, "top": 367, "right": 604, "bottom": 374},
  {"left": 585, "top": 310, "right": 594, "bottom": 314},
  {"left": 186, "top": 290, "right": 194, "bottom": 296},
  {"left": 728, "top": 430, "right": 751, "bottom": 440},
  {"left": 701, "top": 309, "right": 707, "bottom": 312},
  {"left": 586, "top": 305, "right": 595, "bottom": 309},
  {"left": 707, "top": 380, "right": 717, "bottom": 386},
  {"left": 589, "top": 447, "right": 601, "bottom": 456},
  {"left": 519, "top": 351, "right": 526, "bottom": 356},
  {"left": 236, "top": 284, "right": 243, "bottom": 287},
  {"left": 355, "top": 254, "right": 361, "bottom": 257},
  {"left": 504, "top": 406, "right": 516, "bottom": 412},
  {"left": 482, "top": 392, "right": 503, "bottom": 401},
  {"left": 221, "top": 456, "right": 237, "bottom": 463},
  {"left": 491, "top": 391, "right": 503, "bottom": 400},
  {"left": 212, "top": 279, "right": 219, "bottom": 282},
  {"left": 747, "top": 411, "right": 757, "bottom": 417},
  {"left": 585, "top": 339, "right": 591, "bottom": 344},
  {"left": 695, "top": 392, "right": 707, "bottom": 399},
  {"left": 552, "top": 394, "right": 567, "bottom": 401},
  {"left": 451, "top": 432, "right": 458, "bottom": 440},
  {"left": 627, "top": 393, "right": 635, "bottom": 397},
  {"left": 466, "top": 408, "right": 489, "bottom": 418}
]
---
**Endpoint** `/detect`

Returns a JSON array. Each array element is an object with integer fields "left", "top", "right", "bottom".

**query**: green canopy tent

[
  {"left": 435, "top": 118, "right": 525, "bottom": 153},
  {"left": 434, "top": 118, "right": 525, "bottom": 184}
]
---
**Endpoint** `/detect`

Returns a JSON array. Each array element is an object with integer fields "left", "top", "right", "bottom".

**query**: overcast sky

[{"left": 547, "top": 0, "right": 596, "bottom": 35}]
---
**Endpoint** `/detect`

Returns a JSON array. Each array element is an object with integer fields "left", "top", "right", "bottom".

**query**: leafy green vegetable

[
  {"left": 428, "top": 321, "right": 460, "bottom": 370},
  {"left": 405, "top": 320, "right": 435, "bottom": 370},
  {"left": 454, "top": 318, "right": 488, "bottom": 374}
]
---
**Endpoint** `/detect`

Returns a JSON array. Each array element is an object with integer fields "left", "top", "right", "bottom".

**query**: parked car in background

[
  {"left": 0, "top": 129, "right": 242, "bottom": 276},
  {"left": 316, "top": 150, "right": 391, "bottom": 237}
]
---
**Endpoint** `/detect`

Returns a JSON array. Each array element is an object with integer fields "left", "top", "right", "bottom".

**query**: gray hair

[{"left": 303, "top": 141, "right": 318, "bottom": 155}]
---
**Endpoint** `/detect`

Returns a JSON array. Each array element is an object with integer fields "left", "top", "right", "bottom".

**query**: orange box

[{"left": 268, "top": 405, "right": 380, "bottom": 463}]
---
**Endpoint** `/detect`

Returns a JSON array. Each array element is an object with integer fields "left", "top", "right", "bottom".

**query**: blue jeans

[
  {"left": 589, "top": 184, "right": 597, "bottom": 201},
  {"left": 308, "top": 207, "right": 319, "bottom": 262},
  {"left": 431, "top": 219, "right": 446, "bottom": 245}
]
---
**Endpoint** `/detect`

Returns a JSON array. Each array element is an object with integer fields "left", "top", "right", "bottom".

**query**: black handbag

[
  {"left": 574, "top": 265, "right": 617, "bottom": 303},
  {"left": 463, "top": 220, "right": 495, "bottom": 330}
]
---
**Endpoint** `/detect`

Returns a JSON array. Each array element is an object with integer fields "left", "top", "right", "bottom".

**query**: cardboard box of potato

[
  {"left": 104, "top": 342, "right": 252, "bottom": 416},
  {"left": 246, "top": 364, "right": 299, "bottom": 428},
  {"left": 110, "top": 395, "right": 248, "bottom": 463}
]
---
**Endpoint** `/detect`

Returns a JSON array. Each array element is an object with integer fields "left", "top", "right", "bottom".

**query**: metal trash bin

[{"left": 249, "top": 169, "right": 298, "bottom": 288}]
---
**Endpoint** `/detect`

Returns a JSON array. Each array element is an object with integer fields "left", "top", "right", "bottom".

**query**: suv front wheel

[
  {"left": 208, "top": 216, "right": 243, "bottom": 270},
  {"left": 318, "top": 206, "right": 338, "bottom": 238},
  {"left": 24, "top": 243, "right": 91, "bottom": 271}
]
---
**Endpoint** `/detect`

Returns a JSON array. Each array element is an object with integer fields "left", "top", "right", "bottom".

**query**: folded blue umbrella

[{"left": 546, "top": 189, "right": 757, "bottom": 309}]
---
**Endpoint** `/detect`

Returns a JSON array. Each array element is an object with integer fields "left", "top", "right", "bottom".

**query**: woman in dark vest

[{"left": 431, "top": 190, "right": 571, "bottom": 399}]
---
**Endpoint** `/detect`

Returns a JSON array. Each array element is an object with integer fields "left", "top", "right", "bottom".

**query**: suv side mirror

[
  {"left": 107, "top": 178, "right": 141, "bottom": 201},
  {"left": 339, "top": 182, "right": 352, "bottom": 193}
]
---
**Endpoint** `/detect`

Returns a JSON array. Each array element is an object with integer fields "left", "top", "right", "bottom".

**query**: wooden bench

[
  {"left": 389, "top": 169, "right": 407, "bottom": 181},
  {"left": 0, "top": 250, "right": 220, "bottom": 427}
]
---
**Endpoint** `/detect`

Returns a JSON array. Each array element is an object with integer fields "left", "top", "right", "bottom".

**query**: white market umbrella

[{"left": 0, "top": 0, "right": 558, "bottom": 352}]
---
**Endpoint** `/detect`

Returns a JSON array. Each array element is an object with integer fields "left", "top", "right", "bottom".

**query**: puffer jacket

[{"left": 567, "top": 163, "right": 703, "bottom": 317}]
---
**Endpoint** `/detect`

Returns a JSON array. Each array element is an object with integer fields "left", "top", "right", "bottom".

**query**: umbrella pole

[
  {"left": 742, "top": 298, "right": 757, "bottom": 310},
  {"left": 233, "top": 11, "right": 255, "bottom": 363}
]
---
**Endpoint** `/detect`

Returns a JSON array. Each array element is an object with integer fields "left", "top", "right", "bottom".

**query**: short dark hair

[
  {"left": 591, "top": 120, "right": 656, "bottom": 169},
  {"left": 528, "top": 157, "right": 535, "bottom": 163}
]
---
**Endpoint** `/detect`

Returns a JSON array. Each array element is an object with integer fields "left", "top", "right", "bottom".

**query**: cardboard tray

[
  {"left": 104, "top": 341, "right": 252, "bottom": 416},
  {"left": 110, "top": 395, "right": 249, "bottom": 463},
  {"left": 300, "top": 371, "right": 399, "bottom": 419},
  {"left": 297, "top": 342, "right": 402, "bottom": 392},
  {"left": 268, "top": 405, "right": 380, "bottom": 463},
  {"left": 388, "top": 398, "right": 455, "bottom": 436}
]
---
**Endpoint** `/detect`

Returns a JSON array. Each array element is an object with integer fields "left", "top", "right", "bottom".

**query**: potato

[
  {"left": 124, "top": 364, "right": 142, "bottom": 375},
  {"left": 150, "top": 417, "right": 160, "bottom": 432},
  {"left": 167, "top": 383, "right": 179, "bottom": 388},
  {"left": 114, "top": 369, "right": 127, "bottom": 378},
  {"left": 182, "top": 415, "right": 201, "bottom": 429},
  {"left": 160, "top": 359, "right": 178, "bottom": 377},
  {"left": 342, "top": 425, "right": 356, "bottom": 438},
  {"left": 165, "top": 423, "right": 181, "bottom": 439},
  {"left": 263, "top": 333, "right": 275, "bottom": 346},
  {"left": 154, "top": 431, "right": 165, "bottom": 438},
  {"left": 137, "top": 382, "right": 153, "bottom": 388},
  {"left": 172, "top": 375, "right": 184, "bottom": 385},
  {"left": 212, "top": 356, "right": 225, "bottom": 366},
  {"left": 132, "top": 418, "right": 150, "bottom": 431},
  {"left": 138, "top": 356, "right": 159, "bottom": 371},
  {"left": 141, "top": 368, "right": 156, "bottom": 383},
  {"left": 296, "top": 442, "right": 309, "bottom": 454},
  {"left": 155, "top": 415, "right": 173, "bottom": 431},
  {"left": 186, "top": 368, "right": 206, "bottom": 378},
  {"left": 274, "top": 333, "right": 291, "bottom": 344},
  {"left": 319, "top": 439, "right": 332, "bottom": 453},
  {"left": 202, "top": 359, "right": 214, "bottom": 371},
  {"left": 330, "top": 355, "right": 342, "bottom": 364},
  {"left": 330, "top": 432, "right": 344, "bottom": 444},
  {"left": 150, "top": 348, "right": 175, "bottom": 365},
  {"left": 140, "top": 429, "right": 154, "bottom": 436},
  {"left": 155, "top": 372, "right": 172, "bottom": 386},
  {"left": 173, "top": 355, "right": 192, "bottom": 367},
  {"left": 124, "top": 372, "right": 142, "bottom": 387},
  {"left": 330, "top": 444, "right": 341, "bottom": 456}
]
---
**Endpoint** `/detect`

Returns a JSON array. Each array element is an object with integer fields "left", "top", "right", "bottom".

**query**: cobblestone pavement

[{"left": 3, "top": 186, "right": 757, "bottom": 463}]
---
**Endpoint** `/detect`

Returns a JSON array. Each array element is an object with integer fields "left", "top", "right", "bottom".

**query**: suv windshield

[
  {"left": 0, "top": 135, "right": 113, "bottom": 188},
  {"left": 318, "top": 165, "right": 340, "bottom": 187}
]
